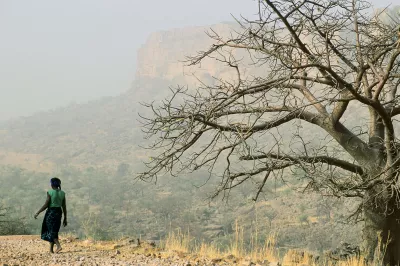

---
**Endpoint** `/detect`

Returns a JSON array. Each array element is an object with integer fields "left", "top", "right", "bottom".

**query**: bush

[{"left": 0, "top": 205, "right": 30, "bottom": 235}]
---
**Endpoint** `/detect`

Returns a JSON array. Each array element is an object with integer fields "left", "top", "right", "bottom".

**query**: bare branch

[{"left": 240, "top": 153, "right": 364, "bottom": 175}]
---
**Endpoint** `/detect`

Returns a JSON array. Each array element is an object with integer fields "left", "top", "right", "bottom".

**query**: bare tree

[{"left": 139, "top": 0, "right": 400, "bottom": 263}]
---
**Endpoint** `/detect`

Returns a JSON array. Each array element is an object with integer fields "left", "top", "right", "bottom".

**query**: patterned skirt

[{"left": 41, "top": 207, "right": 62, "bottom": 242}]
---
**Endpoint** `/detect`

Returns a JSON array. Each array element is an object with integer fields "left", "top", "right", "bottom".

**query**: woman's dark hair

[{"left": 50, "top": 177, "right": 61, "bottom": 189}]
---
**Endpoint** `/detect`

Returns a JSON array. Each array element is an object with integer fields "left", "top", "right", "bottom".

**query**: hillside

[
  {"left": 0, "top": 23, "right": 240, "bottom": 171},
  {"left": 0, "top": 23, "right": 363, "bottom": 254},
  {"left": 0, "top": 21, "right": 378, "bottom": 171}
]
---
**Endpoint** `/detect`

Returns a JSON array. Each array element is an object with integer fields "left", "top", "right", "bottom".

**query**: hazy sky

[{"left": 0, "top": 0, "right": 396, "bottom": 121}]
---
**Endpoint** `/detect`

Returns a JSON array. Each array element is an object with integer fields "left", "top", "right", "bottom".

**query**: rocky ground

[{"left": 0, "top": 235, "right": 251, "bottom": 266}]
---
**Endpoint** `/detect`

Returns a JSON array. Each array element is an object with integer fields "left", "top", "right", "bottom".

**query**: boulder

[{"left": 326, "top": 242, "right": 360, "bottom": 260}]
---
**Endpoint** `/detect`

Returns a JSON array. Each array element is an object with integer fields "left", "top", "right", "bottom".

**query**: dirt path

[{"left": 0, "top": 235, "right": 224, "bottom": 266}]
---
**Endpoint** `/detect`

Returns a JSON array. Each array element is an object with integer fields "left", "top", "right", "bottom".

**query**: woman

[{"left": 34, "top": 177, "right": 67, "bottom": 253}]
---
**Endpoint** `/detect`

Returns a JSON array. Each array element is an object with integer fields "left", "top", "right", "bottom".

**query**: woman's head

[{"left": 50, "top": 177, "right": 61, "bottom": 189}]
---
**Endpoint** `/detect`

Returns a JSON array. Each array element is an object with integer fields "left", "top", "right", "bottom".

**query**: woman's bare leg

[
  {"left": 49, "top": 242, "right": 54, "bottom": 253},
  {"left": 54, "top": 239, "right": 62, "bottom": 253}
]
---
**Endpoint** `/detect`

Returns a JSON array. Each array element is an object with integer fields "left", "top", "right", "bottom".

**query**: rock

[
  {"left": 82, "top": 239, "right": 95, "bottom": 246},
  {"left": 115, "top": 250, "right": 121, "bottom": 255},
  {"left": 113, "top": 244, "right": 123, "bottom": 249},
  {"left": 270, "top": 262, "right": 281, "bottom": 266},
  {"left": 225, "top": 254, "right": 235, "bottom": 260},
  {"left": 255, "top": 260, "right": 270, "bottom": 266},
  {"left": 327, "top": 242, "right": 360, "bottom": 260}
]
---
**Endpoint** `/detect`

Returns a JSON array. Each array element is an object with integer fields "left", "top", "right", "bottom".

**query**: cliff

[
  {"left": 0, "top": 23, "right": 240, "bottom": 171},
  {"left": 135, "top": 23, "right": 237, "bottom": 84}
]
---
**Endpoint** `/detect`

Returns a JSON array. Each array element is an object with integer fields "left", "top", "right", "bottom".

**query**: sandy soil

[{"left": 0, "top": 235, "right": 222, "bottom": 266}]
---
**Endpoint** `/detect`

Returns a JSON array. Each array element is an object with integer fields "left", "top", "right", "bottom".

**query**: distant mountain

[
  {"left": 0, "top": 23, "right": 237, "bottom": 171},
  {"left": 0, "top": 21, "right": 381, "bottom": 171}
]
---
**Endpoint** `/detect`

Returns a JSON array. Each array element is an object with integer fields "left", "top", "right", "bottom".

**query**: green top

[{"left": 48, "top": 189, "right": 65, "bottom": 208}]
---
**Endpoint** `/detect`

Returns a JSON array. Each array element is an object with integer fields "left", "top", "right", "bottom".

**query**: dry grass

[
  {"left": 162, "top": 220, "right": 281, "bottom": 264},
  {"left": 59, "top": 231, "right": 79, "bottom": 243},
  {"left": 248, "top": 233, "right": 279, "bottom": 263},
  {"left": 163, "top": 228, "right": 191, "bottom": 254},
  {"left": 196, "top": 243, "right": 222, "bottom": 259},
  {"left": 58, "top": 224, "right": 388, "bottom": 266},
  {"left": 160, "top": 220, "right": 389, "bottom": 266},
  {"left": 326, "top": 256, "right": 367, "bottom": 266},
  {"left": 227, "top": 220, "right": 245, "bottom": 258}
]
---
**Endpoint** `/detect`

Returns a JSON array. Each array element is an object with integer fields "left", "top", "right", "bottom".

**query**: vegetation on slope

[{"left": 0, "top": 164, "right": 360, "bottom": 255}]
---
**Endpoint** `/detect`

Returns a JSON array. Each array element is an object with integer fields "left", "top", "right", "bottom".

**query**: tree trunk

[{"left": 363, "top": 195, "right": 400, "bottom": 265}]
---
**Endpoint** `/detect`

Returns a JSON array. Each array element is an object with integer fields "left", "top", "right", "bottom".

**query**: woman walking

[{"left": 34, "top": 177, "right": 67, "bottom": 253}]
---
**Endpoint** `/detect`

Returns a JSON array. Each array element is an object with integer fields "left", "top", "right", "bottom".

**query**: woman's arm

[
  {"left": 62, "top": 196, "right": 67, "bottom": 227},
  {"left": 34, "top": 193, "right": 50, "bottom": 219}
]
